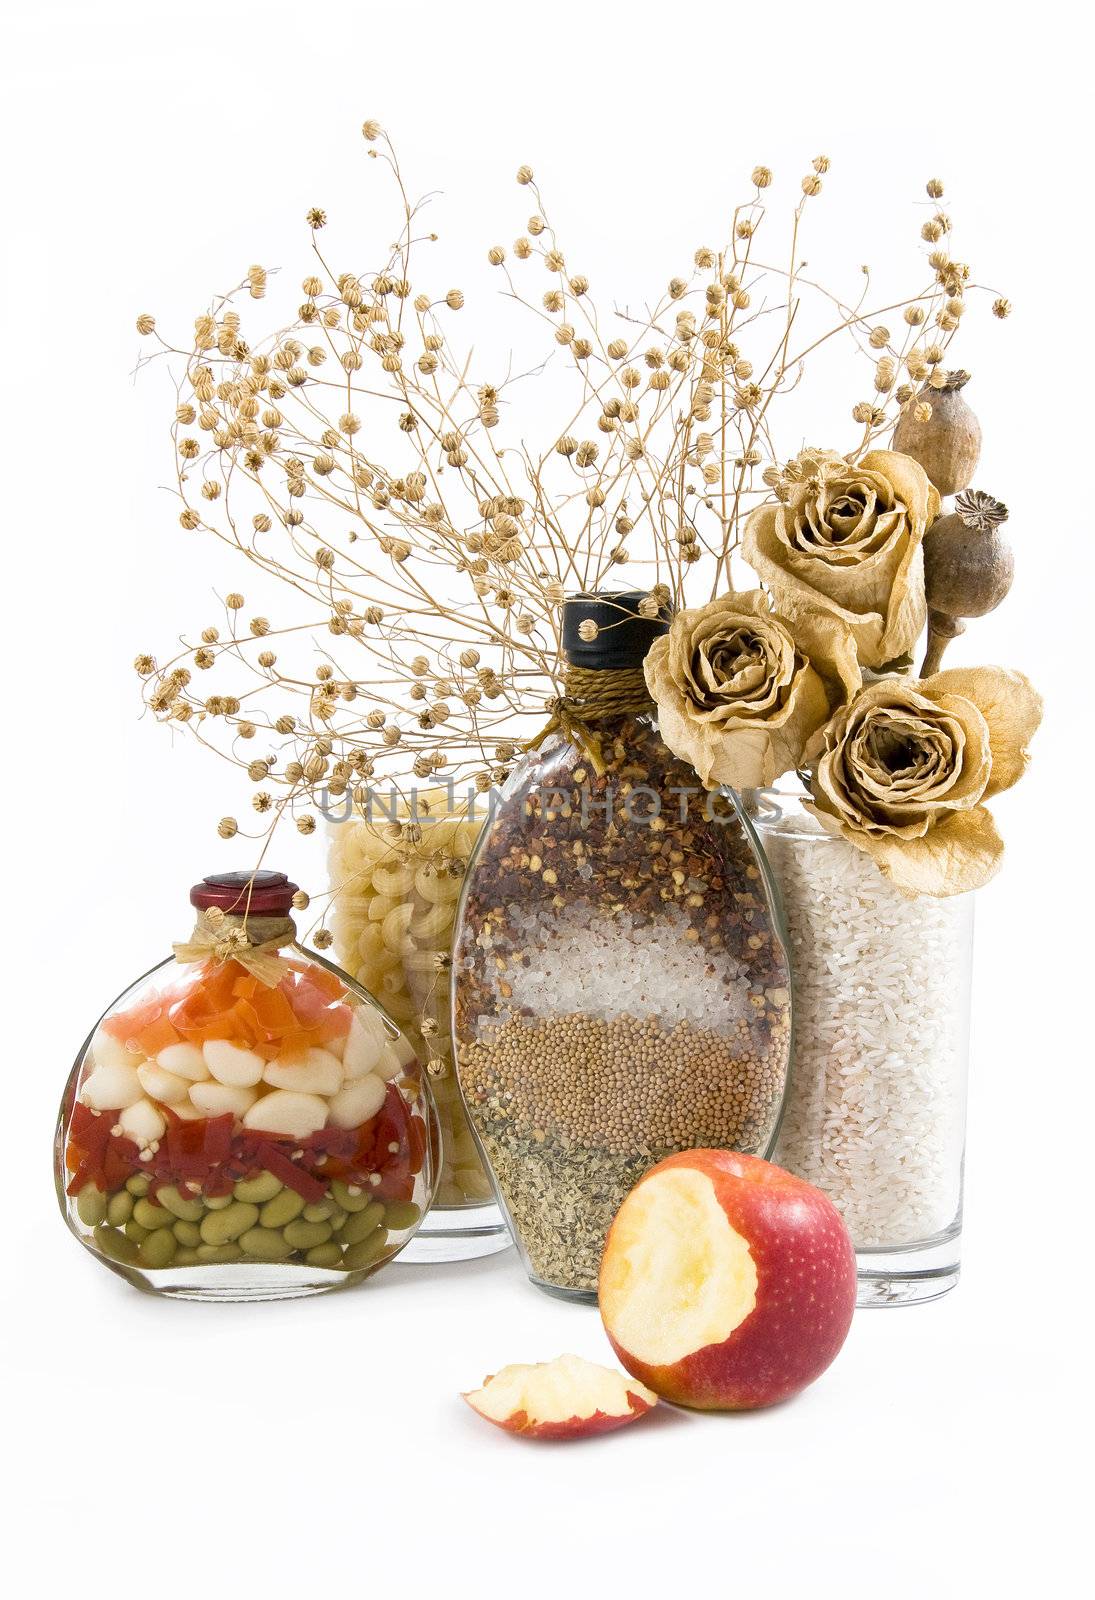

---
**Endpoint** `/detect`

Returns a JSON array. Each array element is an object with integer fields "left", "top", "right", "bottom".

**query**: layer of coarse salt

[{"left": 479, "top": 902, "right": 756, "bottom": 1033}]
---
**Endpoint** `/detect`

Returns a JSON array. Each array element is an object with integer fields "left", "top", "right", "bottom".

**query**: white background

[{"left": 2, "top": 3, "right": 1091, "bottom": 1595}]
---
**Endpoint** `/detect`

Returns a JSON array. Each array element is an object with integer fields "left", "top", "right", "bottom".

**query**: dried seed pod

[
  {"left": 921, "top": 490, "right": 1014, "bottom": 675},
  {"left": 893, "top": 369, "right": 982, "bottom": 496}
]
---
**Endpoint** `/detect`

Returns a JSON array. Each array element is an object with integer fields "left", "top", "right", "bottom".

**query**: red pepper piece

[
  {"left": 69, "top": 1102, "right": 113, "bottom": 1156},
  {"left": 164, "top": 1107, "right": 208, "bottom": 1165},
  {"left": 250, "top": 1141, "right": 328, "bottom": 1202},
  {"left": 101, "top": 1137, "right": 140, "bottom": 1190},
  {"left": 66, "top": 1158, "right": 98, "bottom": 1195},
  {"left": 202, "top": 1114, "right": 235, "bottom": 1167},
  {"left": 373, "top": 1170, "right": 413, "bottom": 1204},
  {"left": 406, "top": 1110, "right": 426, "bottom": 1177}
]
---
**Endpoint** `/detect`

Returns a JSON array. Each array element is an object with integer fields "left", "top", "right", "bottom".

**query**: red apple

[
  {"left": 463, "top": 1353, "right": 658, "bottom": 1439},
  {"left": 599, "top": 1150, "right": 856, "bottom": 1410}
]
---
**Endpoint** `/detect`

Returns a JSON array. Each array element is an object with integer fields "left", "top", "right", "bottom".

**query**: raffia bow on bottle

[
  {"left": 172, "top": 909, "right": 297, "bottom": 988},
  {"left": 522, "top": 664, "right": 654, "bottom": 777}
]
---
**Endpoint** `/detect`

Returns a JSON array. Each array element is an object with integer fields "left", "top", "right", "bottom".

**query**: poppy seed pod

[
  {"left": 893, "top": 370, "right": 982, "bottom": 496},
  {"left": 921, "top": 490, "right": 1014, "bottom": 675}
]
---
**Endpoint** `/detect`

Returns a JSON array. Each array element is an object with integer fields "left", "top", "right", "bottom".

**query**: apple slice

[
  {"left": 599, "top": 1150, "right": 856, "bottom": 1412},
  {"left": 463, "top": 1353, "right": 657, "bottom": 1440}
]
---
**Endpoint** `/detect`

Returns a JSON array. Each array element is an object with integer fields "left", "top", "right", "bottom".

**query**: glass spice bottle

[
  {"left": 55, "top": 871, "right": 438, "bottom": 1301},
  {"left": 452, "top": 593, "right": 793, "bottom": 1300}
]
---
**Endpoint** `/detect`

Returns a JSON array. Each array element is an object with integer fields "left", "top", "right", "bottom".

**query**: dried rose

[
  {"left": 643, "top": 589, "right": 860, "bottom": 790},
  {"left": 804, "top": 666, "right": 1042, "bottom": 897},
  {"left": 743, "top": 448, "right": 940, "bottom": 670}
]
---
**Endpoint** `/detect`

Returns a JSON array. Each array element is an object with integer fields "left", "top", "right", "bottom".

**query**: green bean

[
  {"left": 283, "top": 1219, "right": 332, "bottom": 1250},
  {"left": 156, "top": 1185, "right": 205, "bottom": 1223},
  {"left": 259, "top": 1189, "right": 305, "bottom": 1229},
  {"left": 76, "top": 1184, "right": 107, "bottom": 1228},
  {"left": 202, "top": 1193, "right": 233, "bottom": 1211},
  {"left": 234, "top": 1171, "right": 283, "bottom": 1204},
  {"left": 140, "top": 1229, "right": 178, "bottom": 1269},
  {"left": 199, "top": 1202, "right": 259, "bottom": 1245},
  {"left": 125, "top": 1173, "right": 151, "bottom": 1197},
  {"left": 94, "top": 1225, "right": 141, "bottom": 1265},
  {"left": 341, "top": 1229, "right": 390, "bottom": 1271},
  {"left": 302, "top": 1201, "right": 333, "bottom": 1222},
  {"left": 304, "top": 1242, "right": 343, "bottom": 1268},
  {"left": 339, "top": 1201, "right": 386, "bottom": 1246},
  {"left": 173, "top": 1247, "right": 202, "bottom": 1265},
  {"left": 330, "top": 1178, "right": 371, "bottom": 1213},
  {"left": 327, "top": 1206, "right": 347, "bottom": 1230},
  {"left": 133, "top": 1198, "right": 174, "bottom": 1231},
  {"left": 172, "top": 1220, "right": 201, "bottom": 1247},
  {"left": 125, "top": 1220, "right": 150, "bottom": 1244},
  {"left": 238, "top": 1226, "right": 292, "bottom": 1261},
  {"left": 106, "top": 1191, "right": 135, "bottom": 1227},
  {"left": 196, "top": 1243, "right": 243, "bottom": 1263},
  {"left": 381, "top": 1201, "right": 421, "bottom": 1233}
]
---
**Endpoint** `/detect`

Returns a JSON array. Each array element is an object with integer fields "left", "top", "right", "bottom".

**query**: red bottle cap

[{"left": 189, "top": 870, "right": 300, "bottom": 916}]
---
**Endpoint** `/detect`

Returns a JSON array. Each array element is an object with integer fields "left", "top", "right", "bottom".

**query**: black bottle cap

[{"left": 562, "top": 591, "right": 671, "bottom": 670}]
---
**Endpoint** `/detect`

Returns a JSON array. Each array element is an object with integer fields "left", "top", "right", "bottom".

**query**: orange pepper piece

[
  {"left": 318, "top": 1004, "right": 353, "bottom": 1042},
  {"left": 101, "top": 993, "right": 164, "bottom": 1042},
  {"left": 137, "top": 1014, "right": 181, "bottom": 1056}
]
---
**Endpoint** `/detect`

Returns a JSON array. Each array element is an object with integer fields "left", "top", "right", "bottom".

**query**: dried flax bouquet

[{"left": 133, "top": 124, "right": 1022, "bottom": 911}]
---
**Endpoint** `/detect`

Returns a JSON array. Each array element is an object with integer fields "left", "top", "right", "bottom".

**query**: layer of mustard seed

[{"left": 461, "top": 1012, "right": 788, "bottom": 1156}]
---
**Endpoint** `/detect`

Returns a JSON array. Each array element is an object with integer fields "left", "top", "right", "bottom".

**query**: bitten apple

[
  {"left": 463, "top": 1353, "right": 658, "bottom": 1439},
  {"left": 599, "top": 1150, "right": 856, "bottom": 1410}
]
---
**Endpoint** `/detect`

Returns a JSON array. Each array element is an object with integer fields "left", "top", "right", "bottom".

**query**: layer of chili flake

[{"left": 65, "top": 1085, "right": 426, "bottom": 1207}]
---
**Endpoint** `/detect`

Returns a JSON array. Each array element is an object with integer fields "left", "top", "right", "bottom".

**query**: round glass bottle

[
  {"left": 452, "top": 593, "right": 793, "bottom": 1300},
  {"left": 56, "top": 871, "right": 438, "bottom": 1300},
  {"left": 748, "top": 785, "right": 972, "bottom": 1305}
]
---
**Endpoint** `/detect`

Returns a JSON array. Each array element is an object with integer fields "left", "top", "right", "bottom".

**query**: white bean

[
  {"left": 327, "top": 1074, "right": 386, "bottom": 1129},
  {"left": 91, "top": 1027, "right": 135, "bottom": 1072},
  {"left": 203, "top": 1039, "right": 265, "bottom": 1087},
  {"left": 81, "top": 1062, "right": 144, "bottom": 1111},
  {"left": 156, "top": 1042, "right": 208, "bottom": 1081},
  {"left": 190, "top": 1080, "right": 258, "bottom": 1117},
  {"left": 137, "top": 1063, "right": 190, "bottom": 1103},
  {"left": 117, "top": 1097, "right": 167, "bottom": 1145},
  {"left": 242, "top": 1090, "right": 328, "bottom": 1139},
  {"left": 342, "top": 1009, "right": 385, "bottom": 1079},
  {"left": 263, "top": 1047, "right": 343, "bottom": 1094},
  {"left": 373, "top": 1043, "right": 404, "bottom": 1082}
]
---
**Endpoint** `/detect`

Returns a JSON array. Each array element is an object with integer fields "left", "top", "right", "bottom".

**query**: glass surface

[
  {"left": 748, "top": 784, "right": 972, "bottom": 1306},
  {"left": 56, "top": 945, "right": 438, "bottom": 1300},
  {"left": 328, "top": 793, "right": 509, "bottom": 1262},
  {"left": 453, "top": 714, "right": 792, "bottom": 1299}
]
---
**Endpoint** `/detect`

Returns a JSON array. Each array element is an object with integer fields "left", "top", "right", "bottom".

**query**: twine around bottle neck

[
  {"left": 523, "top": 663, "right": 654, "bottom": 775},
  {"left": 172, "top": 909, "right": 298, "bottom": 987}
]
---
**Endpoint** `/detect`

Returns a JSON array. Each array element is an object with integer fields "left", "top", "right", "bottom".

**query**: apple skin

[
  {"left": 462, "top": 1389, "right": 655, "bottom": 1440},
  {"left": 600, "top": 1150, "right": 856, "bottom": 1411}
]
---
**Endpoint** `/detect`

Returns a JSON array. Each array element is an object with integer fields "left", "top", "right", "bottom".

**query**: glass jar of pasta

[{"left": 329, "top": 790, "right": 509, "bottom": 1261}]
